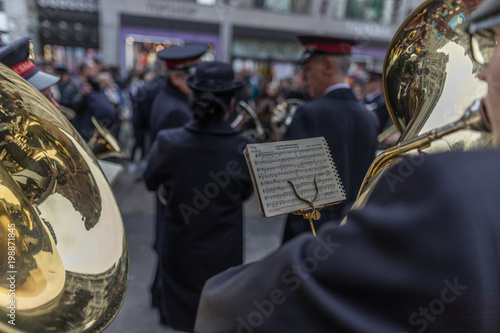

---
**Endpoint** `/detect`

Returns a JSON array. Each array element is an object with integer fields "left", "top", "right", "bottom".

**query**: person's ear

[
  {"left": 323, "top": 56, "right": 336, "bottom": 75},
  {"left": 170, "top": 71, "right": 183, "bottom": 86}
]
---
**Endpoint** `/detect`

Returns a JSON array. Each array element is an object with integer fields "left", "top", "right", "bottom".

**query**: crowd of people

[
  {"left": 1, "top": 0, "right": 498, "bottom": 331},
  {"left": 27, "top": 46, "right": 393, "bottom": 170}
]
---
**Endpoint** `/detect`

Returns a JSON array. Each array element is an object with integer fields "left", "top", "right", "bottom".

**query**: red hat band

[
  {"left": 11, "top": 58, "right": 37, "bottom": 78},
  {"left": 305, "top": 42, "right": 353, "bottom": 55}
]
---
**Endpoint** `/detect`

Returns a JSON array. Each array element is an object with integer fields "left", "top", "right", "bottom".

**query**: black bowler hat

[
  {"left": 186, "top": 61, "right": 244, "bottom": 93},
  {"left": 157, "top": 43, "right": 209, "bottom": 69},
  {"left": 297, "top": 34, "right": 360, "bottom": 64},
  {"left": 466, "top": 0, "right": 500, "bottom": 34},
  {"left": 0, "top": 36, "right": 59, "bottom": 91}
]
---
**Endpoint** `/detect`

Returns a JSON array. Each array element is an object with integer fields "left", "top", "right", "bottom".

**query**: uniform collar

[
  {"left": 165, "top": 82, "right": 190, "bottom": 102},
  {"left": 323, "top": 83, "right": 351, "bottom": 96},
  {"left": 365, "top": 89, "right": 383, "bottom": 102}
]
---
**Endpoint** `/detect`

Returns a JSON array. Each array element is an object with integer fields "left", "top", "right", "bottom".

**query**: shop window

[
  {"left": 333, "top": 0, "right": 400, "bottom": 24},
  {"left": 255, "top": 0, "right": 310, "bottom": 14}
]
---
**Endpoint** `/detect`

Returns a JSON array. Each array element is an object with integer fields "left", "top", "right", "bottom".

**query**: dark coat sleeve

[
  {"left": 143, "top": 132, "right": 172, "bottom": 191},
  {"left": 195, "top": 152, "right": 500, "bottom": 333}
]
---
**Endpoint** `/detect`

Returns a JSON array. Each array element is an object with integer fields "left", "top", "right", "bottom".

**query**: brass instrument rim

[{"left": 382, "top": 0, "right": 435, "bottom": 135}]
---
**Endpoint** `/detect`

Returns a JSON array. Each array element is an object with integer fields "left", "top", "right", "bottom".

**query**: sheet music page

[{"left": 244, "top": 137, "right": 345, "bottom": 217}]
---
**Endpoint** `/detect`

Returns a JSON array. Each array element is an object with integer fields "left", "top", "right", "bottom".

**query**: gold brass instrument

[
  {"left": 270, "top": 98, "right": 304, "bottom": 136},
  {"left": 0, "top": 63, "right": 128, "bottom": 332},
  {"left": 353, "top": 0, "right": 491, "bottom": 209},
  {"left": 88, "top": 116, "right": 128, "bottom": 160},
  {"left": 230, "top": 100, "right": 266, "bottom": 142}
]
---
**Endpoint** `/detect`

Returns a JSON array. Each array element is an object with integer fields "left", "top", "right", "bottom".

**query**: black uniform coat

[
  {"left": 134, "top": 75, "right": 165, "bottom": 150},
  {"left": 149, "top": 82, "right": 192, "bottom": 145},
  {"left": 282, "top": 87, "right": 378, "bottom": 242},
  {"left": 195, "top": 150, "right": 500, "bottom": 333},
  {"left": 143, "top": 118, "right": 254, "bottom": 332},
  {"left": 364, "top": 89, "right": 391, "bottom": 133}
]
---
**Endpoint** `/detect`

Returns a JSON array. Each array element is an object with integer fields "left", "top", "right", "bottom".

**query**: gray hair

[{"left": 314, "top": 54, "right": 351, "bottom": 76}]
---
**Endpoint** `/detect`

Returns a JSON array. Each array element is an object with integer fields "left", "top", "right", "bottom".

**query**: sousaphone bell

[{"left": 0, "top": 62, "right": 129, "bottom": 332}]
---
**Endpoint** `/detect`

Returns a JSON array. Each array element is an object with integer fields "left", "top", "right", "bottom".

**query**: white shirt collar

[
  {"left": 323, "top": 83, "right": 351, "bottom": 96},
  {"left": 365, "top": 88, "right": 383, "bottom": 102}
]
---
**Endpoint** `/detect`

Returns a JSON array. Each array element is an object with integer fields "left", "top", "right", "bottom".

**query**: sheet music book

[{"left": 244, "top": 136, "right": 346, "bottom": 217}]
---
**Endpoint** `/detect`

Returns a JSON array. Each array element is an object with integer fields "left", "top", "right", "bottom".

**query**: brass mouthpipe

[{"left": 357, "top": 99, "right": 490, "bottom": 198}]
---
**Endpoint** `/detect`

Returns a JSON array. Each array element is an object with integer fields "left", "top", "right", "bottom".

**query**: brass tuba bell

[
  {"left": 0, "top": 63, "right": 128, "bottom": 332},
  {"left": 352, "top": 0, "right": 492, "bottom": 209}
]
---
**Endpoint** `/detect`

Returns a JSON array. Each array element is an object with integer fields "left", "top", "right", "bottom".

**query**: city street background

[{"left": 105, "top": 166, "right": 285, "bottom": 333}]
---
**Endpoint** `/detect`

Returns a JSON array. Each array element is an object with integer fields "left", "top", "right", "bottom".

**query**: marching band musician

[
  {"left": 193, "top": 1, "right": 500, "bottom": 332},
  {"left": 281, "top": 35, "right": 379, "bottom": 243},
  {"left": 148, "top": 43, "right": 209, "bottom": 145},
  {"left": 0, "top": 36, "right": 60, "bottom": 106},
  {"left": 145, "top": 43, "right": 209, "bottom": 311},
  {"left": 144, "top": 61, "right": 254, "bottom": 332}
]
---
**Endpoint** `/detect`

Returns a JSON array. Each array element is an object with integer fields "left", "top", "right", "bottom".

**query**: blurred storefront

[
  {"left": 97, "top": 0, "right": 420, "bottom": 80},
  {"left": 2, "top": 0, "right": 423, "bottom": 77}
]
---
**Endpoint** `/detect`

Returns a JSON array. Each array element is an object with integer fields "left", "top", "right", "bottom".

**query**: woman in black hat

[{"left": 143, "top": 61, "right": 254, "bottom": 333}]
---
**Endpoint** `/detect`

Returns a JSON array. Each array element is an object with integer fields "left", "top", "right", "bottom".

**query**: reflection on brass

[
  {"left": 88, "top": 116, "right": 128, "bottom": 160},
  {"left": 353, "top": 0, "right": 491, "bottom": 210},
  {"left": 270, "top": 98, "right": 304, "bottom": 136},
  {"left": 384, "top": 0, "right": 486, "bottom": 136},
  {"left": 0, "top": 63, "right": 128, "bottom": 332},
  {"left": 230, "top": 100, "right": 266, "bottom": 142}
]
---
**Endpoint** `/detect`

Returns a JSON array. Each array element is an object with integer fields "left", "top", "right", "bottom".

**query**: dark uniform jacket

[
  {"left": 282, "top": 87, "right": 378, "bottom": 242},
  {"left": 195, "top": 150, "right": 500, "bottom": 333},
  {"left": 149, "top": 82, "right": 192, "bottom": 145},
  {"left": 364, "top": 89, "right": 391, "bottom": 133},
  {"left": 134, "top": 75, "right": 165, "bottom": 150},
  {"left": 143, "top": 118, "right": 254, "bottom": 332}
]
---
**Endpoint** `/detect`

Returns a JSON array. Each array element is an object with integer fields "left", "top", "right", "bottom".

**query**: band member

[
  {"left": 144, "top": 61, "right": 254, "bottom": 332},
  {"left": 281, "top": 35, "right": 379, "bottom": 243},
  {"left": 0, "top": 36, "right": 60, "bottom": 101},
  {"left": 145, "top": 43, "right": 209, "bottom": 309},
  {"left": 194, "top": 2, "right": 500, "bottom": 331},
  {"left": 363, "top": 67, "right": 391, "bottom": 133},
  {"left": 149, "top": 43, "right": 209, "bottom": 145}
]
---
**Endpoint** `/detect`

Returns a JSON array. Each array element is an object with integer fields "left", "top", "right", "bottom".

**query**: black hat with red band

[
  {"left": 157, "top": 44, "right": 209, "bottom": 70},
  {"left": 0, "top": 36, "right": 60, "bottom": 91},
  {"left": 297, "top": 34, "right": 360, "bottom": 64}
]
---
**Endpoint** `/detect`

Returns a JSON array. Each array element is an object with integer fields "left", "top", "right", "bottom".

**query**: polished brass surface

[
  {"left": 0, "top": 63, "right": 128, "bottom": 332},
  {"left": 231, "top": 100, "right": 266, "bottom": 142},
  {"left": 357, "top": 99, "right": 490, "bottom": 201},
  {"left": 88, "top": 116, "right": 128, "bottom": 160},
  {"left": 385, "top": 0, "right": 485, "bottom": 137},
  {"left": 270, "top": 98, "right": 303, "bottom": 136},
  {"left": 354, "top": 0, "right": 491, "bottom": 208}
]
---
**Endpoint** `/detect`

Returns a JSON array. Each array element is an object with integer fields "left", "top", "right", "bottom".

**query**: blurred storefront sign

[
  {"left": 37, "top": 0, "right": 99, "bottom": 49},
  {"left": 232, "top": 38, "right": 302, "bottom": 62}
]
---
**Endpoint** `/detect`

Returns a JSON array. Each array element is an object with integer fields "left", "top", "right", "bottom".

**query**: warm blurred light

[
  {"left": 44, "top": 44, "right": 52, "bottom": 62},
  {"left": 126, "top": 36, "right": 135, "bottom": 45},
  {"left": 156, "top": 45, "right": 164, "bottom": 52}
]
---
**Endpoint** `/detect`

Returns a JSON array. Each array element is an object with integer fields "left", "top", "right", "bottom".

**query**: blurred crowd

[{"left": 36, "top": 57, "right": 395, "bottom": 174}]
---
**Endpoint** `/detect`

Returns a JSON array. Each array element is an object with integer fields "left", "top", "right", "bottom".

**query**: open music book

[{"left": 244, "top": 136, "right": 346, "bottom": 217}]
